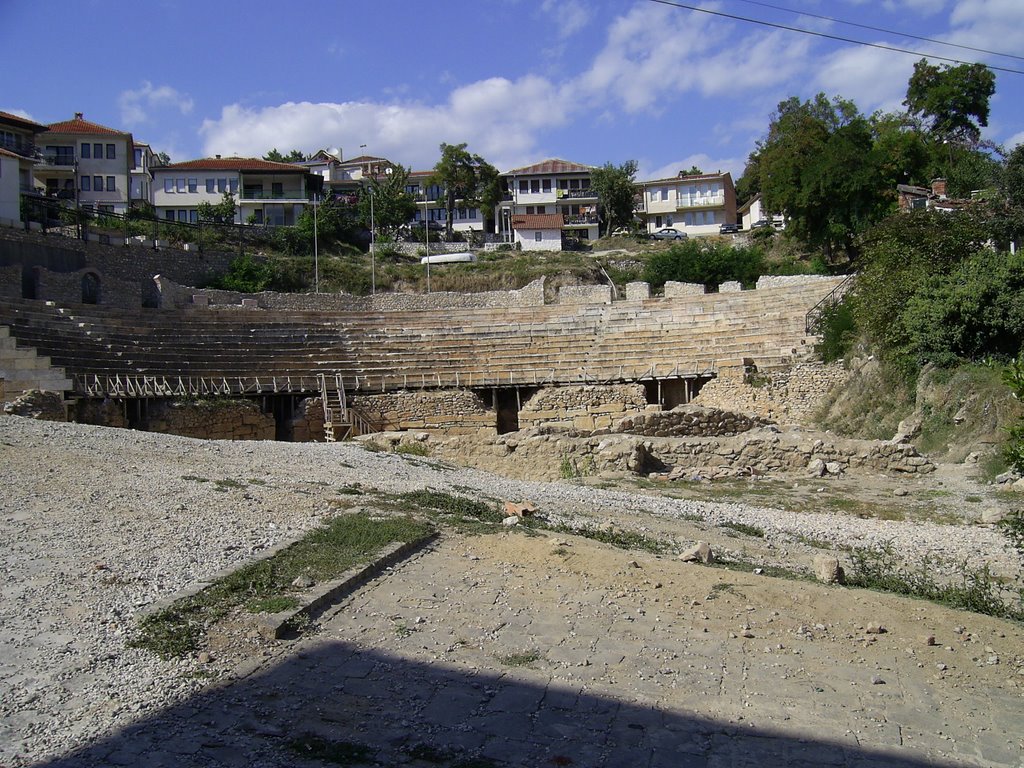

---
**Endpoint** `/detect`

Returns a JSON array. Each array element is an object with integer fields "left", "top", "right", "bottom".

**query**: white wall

[
  {"left": 514, "top": 228, "right": 561, "bottom": 251},
  {"left": 0, "top": 154, "right": 21, "bottom": 224}
]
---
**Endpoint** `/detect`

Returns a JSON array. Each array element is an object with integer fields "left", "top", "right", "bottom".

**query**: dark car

[
  {"left": 750, "top": 219, "right": 770, "bottom": 230},
  {"left": 652, "top": 227, "right": 688, "bottom": 240},
  {"left": 719, "top": 222, "right": 741, "bottom": 234}
]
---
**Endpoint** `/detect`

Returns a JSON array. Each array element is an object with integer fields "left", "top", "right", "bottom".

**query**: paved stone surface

[{"left": 36, "top": 533, "right": 1024, "bottom": 768}]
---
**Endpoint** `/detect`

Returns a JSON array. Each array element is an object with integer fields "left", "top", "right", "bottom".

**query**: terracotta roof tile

[
  {"left": 160, "top": 157, "right": 308, "bottom": 173},
  {"left": 45, "top": 114, "right": 129, "bottom": 136},
  {"left": 510, "top": 213, "right": 564, "bottom": 229},
  {"left": 502, "top": 158, "right": 595, "bottom": 176},
  {"left": 0, "top": 110, "right": 46, "bottom": 131},
  {"left": 0, "top": 147, "right": 25, "bottom": 160}
]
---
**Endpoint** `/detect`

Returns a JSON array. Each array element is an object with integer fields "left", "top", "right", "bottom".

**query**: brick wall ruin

[
  {"left": 144, "top": 399, "right": 275, "bottom": 441},
  {"left": 611, "top": 405, "right": 771, "bottom": 438},
  {"left": 351, "top": 390, "right": 495, "bottom": 434}
]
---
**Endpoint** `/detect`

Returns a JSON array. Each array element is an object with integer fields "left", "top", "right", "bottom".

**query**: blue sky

[{"left": 2, "top": 0, "right": 1023, "bottom": 181}]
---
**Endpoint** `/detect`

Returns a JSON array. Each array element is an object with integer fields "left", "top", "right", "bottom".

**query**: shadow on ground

[{"left": 37, "top": 640, "right": 960, "bottom": 768}]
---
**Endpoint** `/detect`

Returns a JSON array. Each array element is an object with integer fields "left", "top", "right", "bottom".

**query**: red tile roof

[
  {"left": 160, "top": 157, "right": 308, "bottom": 172},
  {"left": 639, "top": 171, "right": 732, "bottom": 186},
  {"left": 0, "top": 147, "right": 25, "bottom": 160},
  {"left": 502, "top": 158, "right": 595, "bottom": 176},
  {"left": 510, "top": 213, "right": 565, "bottom": 230},
  {"left": 344, "top": 155, "right": 387, "bottom": 164},
  {"left": 44, "top": 113, "right": 129, "bottom": 136},
  {"left": 0, "top": 110, "right": 46, "bottom": 131}
]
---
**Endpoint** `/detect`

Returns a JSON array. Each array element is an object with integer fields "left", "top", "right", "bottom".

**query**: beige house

[
  {"left": 0, "top": 110, "right": 47, "bottom": 225},
  {"left": 35, "top": 113, "right": 135, "bottom": 215},
  {"left": 637, "top": 171, "right": 736, "bottom": 237},
  {"left": 497, "top": 159, "right": 600, "bottom": 250}
]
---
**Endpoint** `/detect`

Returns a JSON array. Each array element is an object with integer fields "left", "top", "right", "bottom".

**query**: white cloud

[
  {"left": 199, "top": 75, "right": 570, "bottom": 171},
  {"left": 946, "top": 0, "right": 1024, "bottom": 60},
  {"left": 541, "top": 0, "right": 590, "bottom": 39},
  {"left": 119, "top": 82, "right": 194, "bottom": 127},
  {"left": 1006, "top": 131, "right": 1024, "bottom": 149},
  {"left": 814, "top": 44, "right": 913, "bottom": 113},
  {"left": 0, "top": 107, "right": 36, "bottom": 121},
  {"left": 881, "top": 0, "right": 946, "bottom": 15}
]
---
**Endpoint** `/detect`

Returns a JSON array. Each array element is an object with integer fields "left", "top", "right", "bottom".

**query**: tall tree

[
  {"left": 357, "top": 165, "right": 417, "bottom": 239},
  {"left": 1004, "top": 144, "right": 1024, "bottom": 207},
  {"left": 591, "top": 160, "right": 638, "bottom": 237},
  {"left": 428, "top": 143, "right": 498, "bottom": 238},
  {"left": 904, "top": 59, "right": 995, "bottom": 145},
  {"left": 264, "top": 148, "right": 306, "bottom": 163}
]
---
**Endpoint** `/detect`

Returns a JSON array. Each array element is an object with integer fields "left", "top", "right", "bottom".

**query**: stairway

[{"left": 0, "top": 325, "right": 73, "bottom": 401}]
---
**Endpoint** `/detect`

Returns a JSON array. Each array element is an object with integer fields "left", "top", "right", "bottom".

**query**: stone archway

[{"left": 81, "top": 271, "right": 101, "bottom": 305}]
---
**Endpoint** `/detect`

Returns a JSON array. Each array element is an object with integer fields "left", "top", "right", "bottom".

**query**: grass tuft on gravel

[{"left": 131, "top": 511, "right": 432, "bottom": 659}]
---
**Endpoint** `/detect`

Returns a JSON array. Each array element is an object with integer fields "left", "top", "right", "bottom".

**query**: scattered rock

[
  {"left": 503, "top": 500, "right": 537, "bottom": 518},
  {"left": 678, "top": 541, "right": 714, "bottom": 564},
  {"left": 922, "top": 635, "right": 937, "bottom": 647},
  {"left": 291, "top": 575, "right": 314, "bottom": 589},
  {"left": 807, "top": 459, "right": 826, "bottom": 477},
  {"left": 980, "top": 508, "right": 1006, "bottom": 525},
  {"left": 994, "top": 471, "right": 1020, "bottom": 485},
  {"left": 197, "top": 651, "right": 213, "bottom": 664},
  {"left": 964, "top": 452, "right": 981, "bottom": 465},
  {"left": 813, "top": 555, "right": 844, "bottom": 585},
  {"left": 871, "top": 675, "right": 885, "bottom": 685},
  {"left": 891, "top": 416, "right": 922, "bottom": 444},
  {"left": 866, "top": 624, "right": 887, "bottom": 635},
  {"left": 502, "top": 516, "right": 520, "bottom": 527},
  {"left": 825, "top": 461, "right": 844, "bottom": 476},
  {"left": 893, "top": 488, "right": 909, "bottom": 497}
]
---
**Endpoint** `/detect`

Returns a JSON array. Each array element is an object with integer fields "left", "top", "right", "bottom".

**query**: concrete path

[{"left": 39, "top": 531, "right": 1024, "bottom": 768}]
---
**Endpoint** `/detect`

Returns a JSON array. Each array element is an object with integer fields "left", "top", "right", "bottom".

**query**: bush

[
  {"left": 1004, "top": 354, "right": 1024, "bottom": 475},
  {"left": 815, "top": 298, "right": 857, "bottom": 362},
  {"left": 642, "top": 240, "right": 764, "bottom": 291},
  {"left": 212, "top": 254, "right": 276, "bottom": 293}
]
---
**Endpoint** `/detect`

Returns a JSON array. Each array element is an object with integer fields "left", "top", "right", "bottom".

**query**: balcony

[
  {"left": 557, "top": 188, "right": 596, "bottom": 200},
  {"left": 677, "top": 195, "right": 725, "bottom": 210},
  {"left": 563, "top": 213, "right": 599, "bottom": 226},
  {"left": 239, "top": 190, "right": 311, "bottom": 201},
  {"left": 0, "top": 137, "right": 37, "bottom": 160},
  {"left": 39, "top": 151, "right": 76, "bottom": 169}
]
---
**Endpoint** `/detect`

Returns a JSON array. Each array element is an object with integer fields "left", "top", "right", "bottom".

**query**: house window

[
  {"left": 165, "top": 210, "right": 175, "bottom": 221},
  {"left": 206, "top": 179, "right": 215, "bottom": 193},
  {"left": 558, "top": 179, "right": 569, "bottom": 190},
  {"left": 81, "top": 143, "right": 91, "bottom": 159},
  {"left": 106, "top": 176, "right": 115, "bottom": 191},
  {"left": 660, "top": 189, "right": 668, "bottom": 201},
  {"left": 177, "top": 210, "right": 188, "bottom": 222},
  {"left": 229, "top": 178, "right": 238, "bottom": 193},
  {"left": 272, "top": 182, "right": 283, "bottom": 198},
  {"left": 217, "top": 178, "right": 227, "bottom": 193},
  {"left": 519, "top": 180, "right": 528, "bottom": 193},
  {"left": 189, "top": 210, "right": 198, "bottom": 224},
  {"left": 188, "top": 178, "right": 197, "bottom": 193},
  {"left": 98, "top": 204, "right": 114, "bottom": 214},
  {"left": 81, "top": 176, "right": 91, "bottom": 191},
  {"left": 535, "top": 231, "right": 542, "bottom": 242},
  {"left": 106, "top": 144, "right": 115, "bottom": 159},
  {"left": 134, "top": 148, "right": 142, "bottom": 166},
  {"left": 90, "top": 143, "right": 101, "bottom": 159},
  {"left": 93, "top": 176, "right": 103, "bottom": 191},
  {"left": 530, "top": 180, "right": 540, "bottom": 193},
  {"left": 175, "top": 178, "right": 184, "bottom": 192},
  {"left": 542, "top": 179, "right": 551, "bottom": 193},
  {"left": 164, "top": 178, "right": 174, "bottom": 193},
  {"left": 569, "top": 179, "right": 580, "bottom": 190},
  {"left": 581, "top": 179, "right": 590, "bottom": 190}
]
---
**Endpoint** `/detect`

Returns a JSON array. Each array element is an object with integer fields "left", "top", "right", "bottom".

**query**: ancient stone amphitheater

[{"left": 0, "top": 229, "right": 846, "bottom": 440}]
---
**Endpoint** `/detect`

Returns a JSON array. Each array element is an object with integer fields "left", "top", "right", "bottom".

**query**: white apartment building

[
  {"left": 152, "top": 156, "right": 316, "bottom": 225},
  {"left": 637, "top": 171, "right": 736, "bottom": 237},
  {"left": 404, "top": 170, "right": 486, "bottom": 235},
  {"left": 0, "top": 110, "right": 46, "bottom": 225},
  {"left": 497, "top": 159, "right": 599, "bottom": 251},
  {"left": 130, "top": 142, "right": 160, "bottom": 206}
]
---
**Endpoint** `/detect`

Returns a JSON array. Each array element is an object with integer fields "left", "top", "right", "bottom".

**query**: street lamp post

[
  {"left": 369, "top": 186, "right": 376, "bottom": 294},
  {"left": 422, "top": 193, "right": 431, "bottom": 293},
  {"left": 313, "top": 193, "right": 319, "bottom": 294}
]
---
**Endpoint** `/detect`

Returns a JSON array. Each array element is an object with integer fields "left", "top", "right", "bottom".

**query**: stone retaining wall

[
  {"left": 286, "top": 396, "right": 326, "bottom": 442},
  {"left": 693, "top": 361, "right": 849, "bottom": 424},
  {"left": 612, "top": 405, "right": 771, "bottom": 438},
  {"left": 664, "top": 281, "right": 705, "bottom": 297},
  {"left": 144, "top": 398, "right": 275, "bottom": 441},
  {"left": 34, "top": 267, "right": 143, "bottom": 309},
  {"left": 351, "top": 390, "right": 494, "bottom": 434},
  {"left": 76, "top": 398, "right": 128, "bottom": 429},
  {"left": 557, "top": 285, "right": 613, "bottom": 305},
  {"left": 0, "top": 264, "right": 21, "bottom": 299},
  {"left": 519, "top": 384, "right": 650, "bottom": 431}
]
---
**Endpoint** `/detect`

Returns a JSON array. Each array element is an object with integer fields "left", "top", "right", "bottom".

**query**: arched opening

[{"left": 81, "top": 272, "right": 101, "bottom": 304}]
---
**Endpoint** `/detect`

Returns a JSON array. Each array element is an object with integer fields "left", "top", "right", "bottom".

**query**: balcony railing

[
  {"left": 239, "top": 190, "right": 311, "bottom": 201},
  {"left": 677, "top": 195, "right": 725, "bottom": 210},
  {"left": 0, "top": 138, "right": 37, "bottom": 160},
  {"left": 557, "top": 188, "right": 596, "bottom": 199},
  {"left": 563, "top": 213, "right": 599, "bottom": 225},
  {"left": 40, "top": 152, "right": 76, "bottom": 167}
]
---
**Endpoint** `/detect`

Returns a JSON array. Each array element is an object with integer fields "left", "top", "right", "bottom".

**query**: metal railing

[
  {"left": 677, "top": 196, "right": 725, "bottom": 209},
  {"left": 239, "top": 190, "right": 312, "bottom": 201},
  {"left": 563, "top": 214, "right": 599, "bottom": 225},
  {"left": 557, "top": 188, "right": 596, "bottom": 199},
  {"left": 805, "top": 275, "right": 854, "bottom": 334}
]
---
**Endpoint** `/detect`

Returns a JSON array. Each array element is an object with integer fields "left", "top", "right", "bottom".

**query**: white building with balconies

[
  {"left": 637, "top": 171, "right": 736, "bottom": 237},
  {"left": 496, "top": 159, "right": 599, "bottom": 250},
  {"left": 152, "top": 156, "right": 317, "bottom": 225}
]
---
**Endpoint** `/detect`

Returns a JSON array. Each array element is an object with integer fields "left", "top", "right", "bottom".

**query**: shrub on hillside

[
  {"left": 211, "top": 254, "right": 276, "bottom": 293},
  {"left": 642, "top": 240, "right": 764, "bottom": 291}
]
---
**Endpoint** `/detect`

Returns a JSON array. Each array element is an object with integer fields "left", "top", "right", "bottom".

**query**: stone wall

[
  {"left": 0, "top": 264, "right": 21, "bottom": 299},
  {"left": 431, "top": 428, "right": 935, "bottom": 482},
  {"left": 2, "top": 390, "right": 66, "bottom": 421},
  {"left": 34, "top": 267, "right": 143, "bottom": 309},
  {"left": 76, "top": 398, "right": 128, "bottom": 429},
  {"left": 612, "top": 405, "right": 771, "bottom": 438},
  {"left": 755, "top": 274, "right": 834, "bottom": 289},
  {"left": 519, "top": 384, "right": 650, "bottom": 431},
  {"left": 557, "top": 285, "right": 613, "bottom": 305},
  {"left": 144, "top": 398, "right": 275, "bottom": 440},
  {"left": 625, "top": 282, "right": 650, "bottom": 301},
  {"left": 155, "top": 276, "right": 548, "bottom": 312},
  {"left": 351, "top": 389, "right": 494, "bottom": 434},
  {"left": 286, "top": 396, "right": 326, "bottom": 442},
  {"left": 664, "top": 281, "right": 705, "bottom": 297},
  {"left": 693, "top": 361, "right": 849, "bottom": 424}
]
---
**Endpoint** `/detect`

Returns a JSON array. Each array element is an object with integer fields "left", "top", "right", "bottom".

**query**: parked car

[
  {"left": 719, "top": 223, "right": 741, "bottom": 234},
  {"left": 652, "top": 228, "right": 688, "bottom": 240},
  {"left": 750, "top": 219, "right": 770, "bottom": 230}
]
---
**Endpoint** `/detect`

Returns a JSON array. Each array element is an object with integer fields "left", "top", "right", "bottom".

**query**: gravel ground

[{"left": 0, "top": 416, "right": 1019, "bottom": 766}]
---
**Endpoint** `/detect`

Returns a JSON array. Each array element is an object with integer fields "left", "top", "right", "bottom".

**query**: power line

[
  {"left": 646, "top": 0, "right": 1024, "bottom": 76},
  {"left": 732, "top": 0, "right": 1024, "bottom": 62}
]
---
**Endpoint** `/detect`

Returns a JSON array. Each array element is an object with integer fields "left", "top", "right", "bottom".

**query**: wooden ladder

[{"left": 318, "top": 373, "right": 349, "bottom": 442}]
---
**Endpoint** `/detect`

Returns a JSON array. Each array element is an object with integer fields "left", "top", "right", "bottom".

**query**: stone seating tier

[{"left": 0, "top": 279, "right": 841, "bottom": 395}]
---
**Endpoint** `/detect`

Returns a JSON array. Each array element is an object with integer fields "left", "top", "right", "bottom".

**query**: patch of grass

[
  {"left": 708, "top": 582, "right": 743, "bottom": 598},
  {"left": 559, "top": 455, "right": 580, "bottom": 480},
  {"left": 131, "top": 511, "right": 432, "bottom": 658},
  {"left": 360, "top": 440, "right": 385, "bottom": 452},
  {"left": 544, "top": 522, "right": 671, "bottom": 555},
  {"left": 395, "top": 442, "right": 429, "bottom": 456},
  {"left": 214, "top": 478, "right": 246, "bottom": 492},
  {"left": 846, "top": 545, "right": 1024, "bottom": 621},
  {"left": 287, "top": 735, "right": 374, "bottom": 766},
  {"left": 392, "top": 489, "right": 503, "bottom": 528},
  {"left": 181, "top": 474, "right": 209, "bottom": 483},
  {"left": 337, "top": 484, "right": 364, "bottom": 496},
  {"left": 393, "top": 621, "right": 414, "bottom": 638},
  {"left": 498, "top": 650, "right": 540, "bottom": 667},
  {"left": 718, "top": 521, "right": 765, "bottom": 538},
  {"left": 246, "top": 595, "right": 301, "bottom": 614},
  {"left": 964, "top": 495, "right": 983, "bottom": 503}
]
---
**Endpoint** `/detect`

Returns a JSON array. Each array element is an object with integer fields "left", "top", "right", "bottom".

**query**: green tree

[
  {"left": 642, "top": 239, "right": 764, "bottom": 291},
  {"left": 683, "top": 165, "right": 703, "bottom": 176},
  {"left": 197, "top": 192, "right": 237, "bottom": 224},
  {"left": 1004, "top": 144, "right": 1024, "bottom": 207},
  {"left": 428, "top": 143, "right": 499, "bottom": 238},
  {"left": 357, "top": 165, "right": 417, "bottom": 239},
  {"left": 757, "top": 94, "right": 887, "bottom": 258},
  {"left": 590, "top": 160, "right": 638, "bottom": 237},
  {"left": 904, "top": 59, "right": 996, "bottom": 144},
  {"left": 264, "top": 148, "right": 306, "bottom": 163}
]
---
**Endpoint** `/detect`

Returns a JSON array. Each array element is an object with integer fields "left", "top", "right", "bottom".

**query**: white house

[
  {"left": 152, "top": 156, "right": 316, "bottom": 225},
  {"left": 0, "top": 110, "right": 47, "bottom": 226},
  {"left": 737, "top": 193, "right": 785, "bottom": 230},
  {"left": 35, "top": 112, "right": 135, "bottom": 215},
  {"left": 637, "top": 171, "right": 736, "bottom": 236},
  {"left": 497, "top": 159, "right": 600, "bottom": 250}
]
